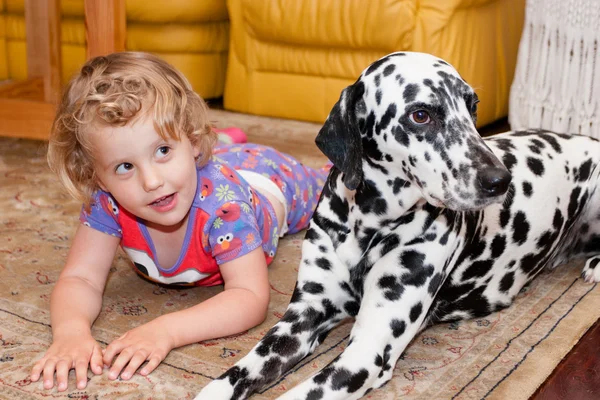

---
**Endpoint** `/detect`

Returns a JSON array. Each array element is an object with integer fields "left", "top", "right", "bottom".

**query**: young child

[{"left": 30, "top": 52, "right": 329, "bottom": 392}]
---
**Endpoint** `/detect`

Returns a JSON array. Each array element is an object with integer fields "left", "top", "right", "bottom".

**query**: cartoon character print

[
  {"left": 280, "top": 163, "right": 294, "bottom": 179},
  {"left": 100, "top": 193, "right": 119, "bottom": 217},
  {"left": 212, "top": 232, "right": 243, "bottom": 261},
  {"left": 199, "top": 177, "right": 214, "bottom": 201},
  {"left": 80, "top": 192, "right": 123, "bottom": 237},
  {"left": 216, "top": 202, "right": 241, "bottom": 222},
  {"left": 218, "top": 164, "right": 241, "bottom": 185},
  {"left": 270, "top": 174, "right": 286, "bottom": 192}
]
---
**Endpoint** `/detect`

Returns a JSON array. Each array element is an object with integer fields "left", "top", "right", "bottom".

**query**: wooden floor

[{"left": 532, "top": 319, "right": 600, "bottom": 399}]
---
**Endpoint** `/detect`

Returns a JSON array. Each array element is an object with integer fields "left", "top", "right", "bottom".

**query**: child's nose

[{"left": 141, "top": 167, "right": 164, "bottom": 192}]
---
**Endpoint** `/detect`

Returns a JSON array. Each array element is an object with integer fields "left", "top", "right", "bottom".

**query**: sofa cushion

[
  {"left": 4, "top": 0, "right": 228, "bottom": 22},
  {"left": 224, "top": 0, "right": 526, "bottom": 126},
  {"left": 0, "top": 0, "right": 229, "bottom": 98}
]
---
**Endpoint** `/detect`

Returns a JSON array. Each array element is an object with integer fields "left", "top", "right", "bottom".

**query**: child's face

[{"left": 90, "top": 116, "right": 201, "bottom": 231}]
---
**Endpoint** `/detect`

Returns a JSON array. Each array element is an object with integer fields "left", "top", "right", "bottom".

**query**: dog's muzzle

[{"left": 477, "top": 167, "right": 512, "bottom": 197}]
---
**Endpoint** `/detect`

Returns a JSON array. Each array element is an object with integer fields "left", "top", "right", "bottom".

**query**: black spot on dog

[
  {"left": 380, "top": 234, "right": 400, "bottom": 257},
  {"left": 383, "top": 64, "right": 396, "bottom": 77},
  {"left": 261, "top": 357, "right": 283, "bottom": 378},
  {"left": 527, "top": 157, "right": 545, "bottom": 176},
  {"left": 390, "top": 319, "right": 406, "bottom": 338},
  {"left": 400, "top": 250, "right": 434, "bottom": 286},
  {"left": 409, "top": 302, "right": 423, "bottom": 323},
  {"left": 331, "top": 367, "right": 369, "bottom": 393},
  {"left": 462, "top": 259, "right": 494, "bottom": 280},
  {"left": 428, "top": 272, "right": 443, "bottom": 295},
  {"left": 378, "top": 274, "right": 405, "bottom": 301},
  {"left": 499, "top": 271, "right": 515, "bottom": 293},
  {"left": 365, "top": 58, "right": 388, "bottom": 76},
  {"left": 313, "top": 365, "right": 335, "bottom": 384},
  {"left": 307, "top": 388, "right": 324, "bottom": 400},
  {"left": 315, "top": 257, "right": 332, "bottom": 270},
  {"left": 491, "top": 235, "right": 506, "bottom": 258},
  {"left": 403, "top": 83, "right": 419, "bottom": 103},
  {"left": 344, "top": 301, "right": 360, "bottom": 316},
  {"left": 377, "top": 103, "right": 397, "bottom": 134},
  {"left": 522, "top": 181, "right": 533, "bottom": 197},
  {"left": 577, "top": 159, "right": 593, "bottom": 182},
  {"left": 305, "top": 228, "right": 321, "bottom": 243},
  {"left": 568, "top": 187, "right": 584, "bottom": 219},
  {"left": 512, "top": 211, "right": 530, "bottom": 245},
  {"left": 502, "top": 153, "right": 517, "bottom": 172},
  {"left": 303, "top": 281, "right": 325, "bottom": 294},
  {"left": 539, "top": 133, "right": 563, "bottom": 153}
]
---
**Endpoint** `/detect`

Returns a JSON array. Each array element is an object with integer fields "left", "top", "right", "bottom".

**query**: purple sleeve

[
  {"left": 207, "top": 201, "right": 264, "bottom": 265},
  {"left": 79, "top": 191, "right": 123, "bottom": 238}
]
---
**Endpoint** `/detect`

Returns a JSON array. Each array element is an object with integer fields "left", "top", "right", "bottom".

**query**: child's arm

[
  {"left": 30, "top": 224, "right": 119, "bottom": 391},
  {"left": 102, "top": 247, "right": 270, "bottom": 380}
]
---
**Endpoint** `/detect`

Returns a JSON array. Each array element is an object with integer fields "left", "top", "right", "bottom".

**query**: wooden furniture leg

[
  {"left": 85, "top": 0, "right": 126, "bottom": 58},
  {"left": 0, "top": 0, "right": 61, "bottom": 139},
  {"left": 0, "top": 0, "right": 127, "bottom": 140}
]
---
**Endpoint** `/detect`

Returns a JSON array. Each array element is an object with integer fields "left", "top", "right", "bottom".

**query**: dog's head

[{"left": 316, "top": 52, "right": 511, "bottom": 211}]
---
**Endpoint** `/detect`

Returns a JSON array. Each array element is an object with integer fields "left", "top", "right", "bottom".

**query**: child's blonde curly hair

[{"left": 47, "top": 51, "right": 217, "bottom": 207}]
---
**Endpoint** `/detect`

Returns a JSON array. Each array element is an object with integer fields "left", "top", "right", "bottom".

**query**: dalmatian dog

[{"left": 197, "top": 52, "right": 600, "bottom": 400}]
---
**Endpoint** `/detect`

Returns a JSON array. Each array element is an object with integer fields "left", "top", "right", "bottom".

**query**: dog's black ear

[{"left": 315, "top": 81, "right": 365, "bottom": 190}]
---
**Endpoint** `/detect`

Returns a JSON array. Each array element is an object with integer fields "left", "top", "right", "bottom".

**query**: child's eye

[
  {"left": 115, "top": 162, "right": 134, "bottom": 175},
  {"left": 156, "top": 146, "right": 171, "bottom": 158}
]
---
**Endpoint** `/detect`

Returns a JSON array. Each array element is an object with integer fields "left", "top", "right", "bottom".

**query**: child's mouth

[{"left": 149, "top": 193, "right": 177, "bottom": 210}]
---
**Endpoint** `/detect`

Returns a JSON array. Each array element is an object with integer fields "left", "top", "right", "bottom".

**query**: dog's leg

[
  {"left": 582, "top": 255, "right": 600, "bottom": 283},
  {"left": 580, "top": 196, "right": 600, "bottom": 283},
  {"left": 276, "top": 246, "right": 444, "bottom": 400},
  {"left": 196, "top": 223, "right": 356, "bottom": 400}
]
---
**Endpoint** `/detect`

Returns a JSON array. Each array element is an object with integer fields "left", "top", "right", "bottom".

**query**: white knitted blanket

[{"left": 509, "top": 0, "right": 600, "bottom": 139}]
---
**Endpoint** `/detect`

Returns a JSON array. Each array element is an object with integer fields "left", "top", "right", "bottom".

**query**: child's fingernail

[
  {"left": 78, "top": 380, "right": 86, "bottom": 388},
  {"left": 58, "top": 382, "right": 66, "bottom": 391},
  {"left": 140, "top": 369, "right": 147, "bottom": 375},
  {"left": 109, "top": 372, "right": 117, "bottom": 379}
]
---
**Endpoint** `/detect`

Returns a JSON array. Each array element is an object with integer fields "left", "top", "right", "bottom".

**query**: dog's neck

[{"left": 323, "top": 165, "right": 425, "bottom": 240}]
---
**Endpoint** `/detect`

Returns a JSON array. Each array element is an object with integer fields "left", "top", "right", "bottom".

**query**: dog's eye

[
  {"left": 471, "top": 99, "right": 480, "bottom": 114},
  {"left": 410, "top": 110, "right": 431, "bottom": 125}
]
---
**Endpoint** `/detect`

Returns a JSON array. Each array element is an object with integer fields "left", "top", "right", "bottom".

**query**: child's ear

[
  {"left": 193, "top": 142, "right": 202, "bottom": 158},
  {"left": 97, "top": 179, "right": 108, "bottom": 192}
]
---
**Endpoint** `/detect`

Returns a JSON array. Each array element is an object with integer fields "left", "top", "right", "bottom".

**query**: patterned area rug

[{"left": 1, "top": 109, "right": 599, "bottom": 400}]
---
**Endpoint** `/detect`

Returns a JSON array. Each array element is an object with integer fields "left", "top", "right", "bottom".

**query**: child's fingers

[
  {"left": 74, "top": 359, "right": 89, "bottom": 389},
  {"left": 90, "top": 344, "right": 104, "bottom": 375},
  {"left": 119, "top": 351, "right": 149, "bottom": 380},
  {"left": 42, "top": 360, "right": 57, "bottom": 389},
  {"left": 139, "top": 355, "right": 162, "bottom": 376},
  {"left": 108, "top": 349, "right": 137, "bottom": 380},
  {"left": 55, "top": 360, "right": 70, "bottom": 391},
  {"left": 103, "top": 340, "right": 126, "bottom": 366},
  {"left": 30, "top": 359, "right": 45, "bottom": 381}
]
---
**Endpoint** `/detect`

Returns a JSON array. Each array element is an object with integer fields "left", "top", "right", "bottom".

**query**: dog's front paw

[
  {"left": 582, "top": 256, "right": 600, "bottom": 283},
  {"left": 195, "top": 378, "right": 235, "bottom": 400}
]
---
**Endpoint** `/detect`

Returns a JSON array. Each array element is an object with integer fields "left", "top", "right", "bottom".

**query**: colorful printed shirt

[{"left": 80, "top": 144, "right": 329, "bottom": 286}]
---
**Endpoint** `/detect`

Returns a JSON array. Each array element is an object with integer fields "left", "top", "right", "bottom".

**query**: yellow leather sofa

[
  {"left": 224, "top": 0, "right": 526, "bottom": 127},
  {"left": 0, "top": 0, "right": 229, "bottom": 99}
]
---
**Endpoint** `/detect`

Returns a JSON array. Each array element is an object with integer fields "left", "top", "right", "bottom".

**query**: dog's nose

[{"left": 477, "top": 167, "right": 511, "bottom": 197}]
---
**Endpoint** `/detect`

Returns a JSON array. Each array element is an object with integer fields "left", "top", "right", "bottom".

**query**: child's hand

[
  {"left": 30, "top": 334, "right": 104, "bottom": 391},
  {"left": 102, "top": 318, "right": 175, "bottom": 380}
]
